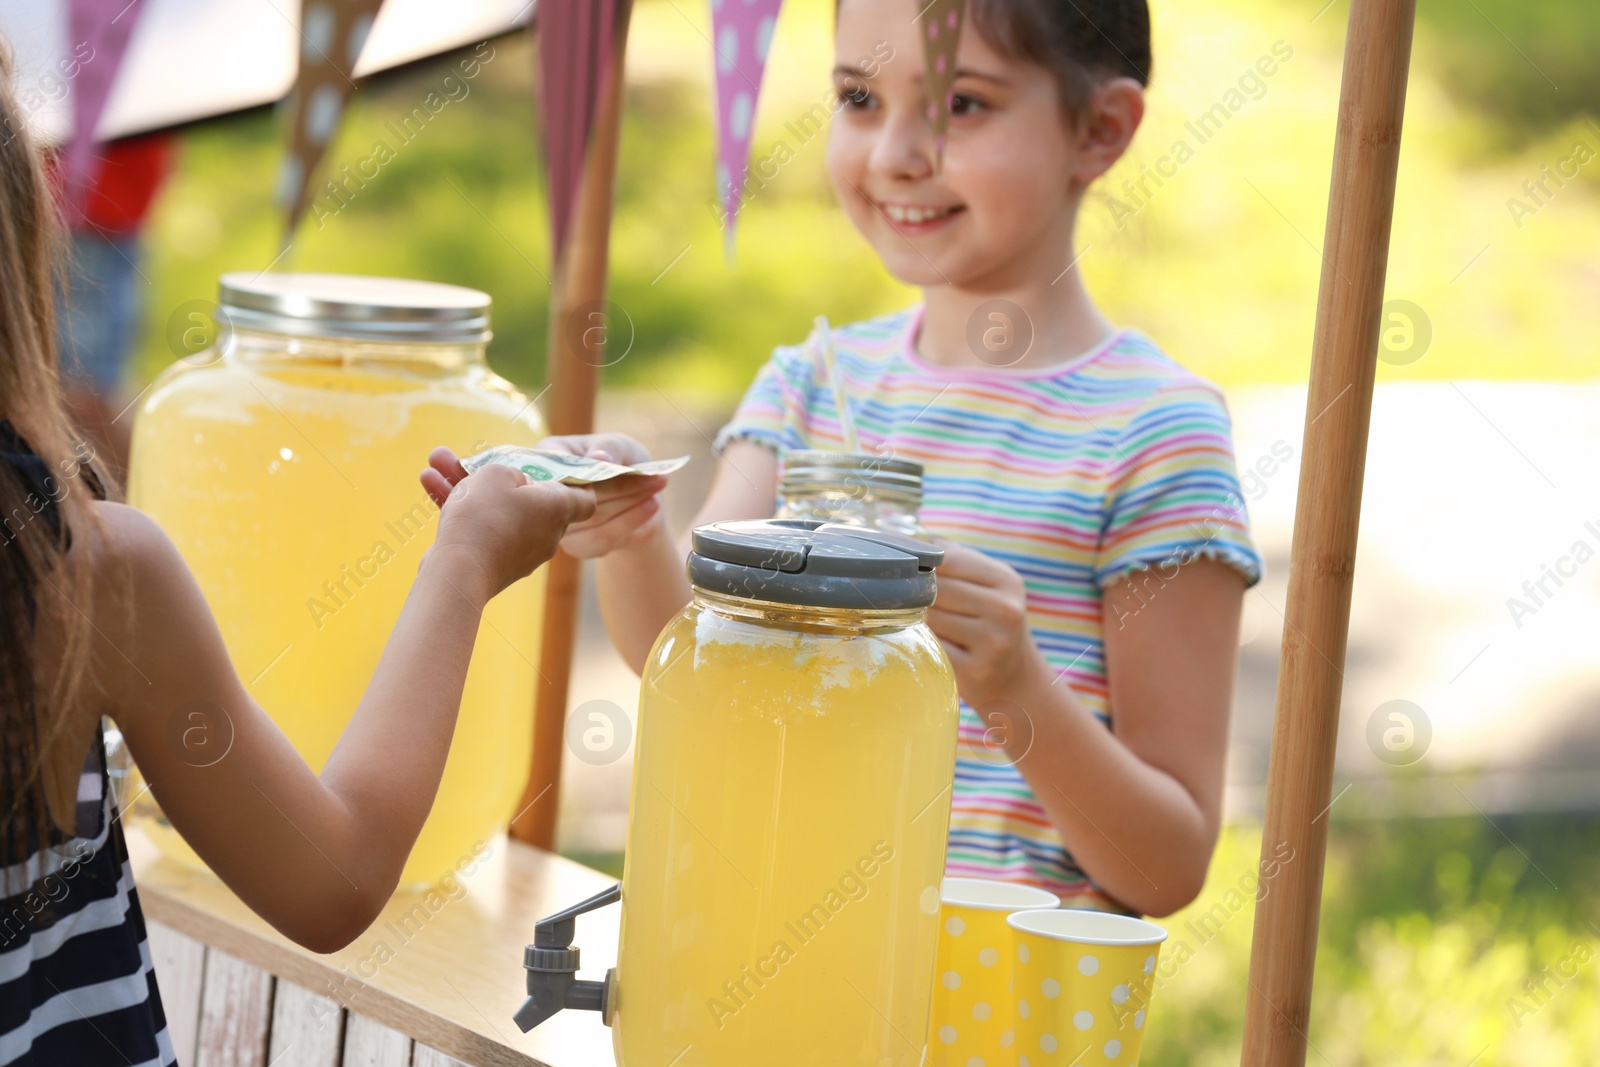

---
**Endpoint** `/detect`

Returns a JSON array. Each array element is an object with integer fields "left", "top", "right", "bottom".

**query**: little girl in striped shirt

[{"left": 461, "top": 0, "right": 1260, "bottom": 916}]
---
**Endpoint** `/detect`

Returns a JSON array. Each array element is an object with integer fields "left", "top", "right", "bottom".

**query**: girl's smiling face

[{"left": 828, "top": 0, "right": 1141, "bottom": 290}]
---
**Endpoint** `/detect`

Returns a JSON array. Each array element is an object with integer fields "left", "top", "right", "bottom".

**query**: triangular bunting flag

[
  {"left": 537, "top": 0, "right": 632, "bottom": 270},
  {"left": 63, "top": 0, "right": 149, "bottom": 207},
  {"left": 710, "top": 0, "right": 783, "bottom": 255},
  {"left": 276, "top": 0, "right": 385, "bottom": 243},
  {"left": 918, "top": 0, "right": 964, "bottom": 163}
]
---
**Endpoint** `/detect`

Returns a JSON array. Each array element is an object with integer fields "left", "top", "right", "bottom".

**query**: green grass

[
  {"left": 558, "top": 849, "right": 626, "bottom": 881},
  {"left": 1413, "top": 0, "right": 1600, "bottom": 145},
  {"left": 1141, "top": 814, "right": 1600, "bottom": 1066}
]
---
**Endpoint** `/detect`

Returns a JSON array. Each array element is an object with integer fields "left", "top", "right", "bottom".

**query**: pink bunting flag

[
  {"left": 918, "top": 0, "right": 965, "bottom": 164},
  {"left": 63, "top": 0, "right": 149, "bottom": 206},
  {"left": 537, "top": 0, "right": 632, "bottom": 269},
  {"left": 276, "top": 0, "right": 385, "bottom": 243},
  {"left": 710, "top": 0, "right": 783, "bottom": 255}
]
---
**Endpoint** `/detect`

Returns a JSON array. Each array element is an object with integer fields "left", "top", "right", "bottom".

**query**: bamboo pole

[
  {"left": 510, "top": 6, "right": 632, "bottom": 850},
  {"left": 1239, "top": 0, "right": 1415, "bottom": 1063}
]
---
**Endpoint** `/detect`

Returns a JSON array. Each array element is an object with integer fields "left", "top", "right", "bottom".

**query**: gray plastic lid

[
  {"left": 217, "top": 272, "right": 492, "bottom": 345},
  {"left": 688, "top": 519, "right": 942, "bottom": 610}
]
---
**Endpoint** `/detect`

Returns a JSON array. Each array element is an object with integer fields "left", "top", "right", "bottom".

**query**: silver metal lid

[
  {"left": 217, "top": 272, "right": 492, "bottom": 344},
  {"left": 779, "top": 449, "right": 924, "bottom": 497}
]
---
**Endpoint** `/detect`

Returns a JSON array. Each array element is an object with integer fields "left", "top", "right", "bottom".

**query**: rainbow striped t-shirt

[{"left": 715, "top": 306, "right": 1262, "bottom": 909}]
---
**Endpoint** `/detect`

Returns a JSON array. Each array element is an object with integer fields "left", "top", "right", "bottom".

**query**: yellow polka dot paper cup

[
  {"left": 928, "top": 878, "right": 1060, "bottom": 1066},
  {"left": 1005, "top": 909, "right": 1167, "bottom": 1067}
]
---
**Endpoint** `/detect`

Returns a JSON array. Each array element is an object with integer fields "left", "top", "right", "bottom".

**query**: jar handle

[{"left": 513, "top": 883, "right": 621, "bottom": 1033}]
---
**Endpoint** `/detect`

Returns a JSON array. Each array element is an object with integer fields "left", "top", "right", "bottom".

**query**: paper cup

[
  {"left": 928, "top": 878, "right": 1061, "bottom": 1066},
  {"left": 1005, "top": 909, "right": 1167, "bottom": 1067}
]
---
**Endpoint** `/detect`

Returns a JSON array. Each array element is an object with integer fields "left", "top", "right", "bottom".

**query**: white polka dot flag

[
  {"left": 276, "top": 0, "right": 385, "bottom": 242},
  {"left": 62, "top": 0, "right": 151, "bottom": 205},
  {"left": 710, "top": 0, "right": 784, "bottom": 255},
  {"left": 918, "top": 0, "right": 965, "bottom": 163}
]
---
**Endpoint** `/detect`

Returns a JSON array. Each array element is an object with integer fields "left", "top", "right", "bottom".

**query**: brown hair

[
  {"left": 1, "top": 41, "right": 111, "bottom": 864},
  {"left": 967, "top": 0, "right": 1152, "bottom": 115}
]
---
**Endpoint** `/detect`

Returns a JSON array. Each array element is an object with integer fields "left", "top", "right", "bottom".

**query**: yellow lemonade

[
  {"left": 128, "top": 341, "right": 546, "bottom": 885},
  {"left": 615, "top": 596, "right": 959, "bottom": 1066}
]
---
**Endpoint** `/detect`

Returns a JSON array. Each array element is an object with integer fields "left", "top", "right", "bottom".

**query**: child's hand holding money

[
  {"left": 527, "top": 434, "right": 673, "bottom": 558},
  {"left": 423, "top": 435, "right": 675, "bottom": 560},
  {"left": 419, "top": 451, "right": 595, "bottom": 600}
]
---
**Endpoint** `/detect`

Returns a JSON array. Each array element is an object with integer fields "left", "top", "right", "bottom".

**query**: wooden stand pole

[
  {"left": 1239, "top": 0, "right": 1415, "bottom": 1063},
  {"left": 510, "top": 8, "right": 632, "bottom": 850}
]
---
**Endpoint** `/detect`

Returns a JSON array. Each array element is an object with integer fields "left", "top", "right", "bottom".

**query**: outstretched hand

[
  {"left": 420, "top": 447, "right": 596, "bottom": 600},
  {"left": 419, "top": 446, "right": 472, "bottom": 507}
]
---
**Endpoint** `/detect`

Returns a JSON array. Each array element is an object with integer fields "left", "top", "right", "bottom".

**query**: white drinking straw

[{"left": 815, "top": 314, "right": 858, "bottom": 453}]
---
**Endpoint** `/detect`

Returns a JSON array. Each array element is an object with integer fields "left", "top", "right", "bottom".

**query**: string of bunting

[
  {"left": 710, "top": 0, "right": 783, "bottom": 257},
  {"left": 276, "top": 0, "right": 385, "bottom": 245},
  {"left": 262, "top": 0, "right": 960, "bottom": 261},
  {"left": 537, "top": 0, "right": 634, "bottom": 271},
  {"left": 710, "top": 0, "right": 964, "bottom": 247},
  {"left": 918, "top": 0, "right": 966, "bottom": 166},
  {"left": 62, "top": 0, "right": 149, "bottom": 207}
]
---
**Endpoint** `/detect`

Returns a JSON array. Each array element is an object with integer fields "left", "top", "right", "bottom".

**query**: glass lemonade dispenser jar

[
  {"left": 517, "top": 519, "right": 960, "bottom": 1066},
  {"left": 127, "top": 273, "right": 549, "bottom": 885}
]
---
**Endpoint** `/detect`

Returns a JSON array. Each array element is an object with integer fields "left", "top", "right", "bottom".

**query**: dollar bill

[{"left": 461, "top": 445, "right": 689, "bottom": 486}]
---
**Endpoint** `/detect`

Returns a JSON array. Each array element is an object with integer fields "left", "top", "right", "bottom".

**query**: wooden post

[
  {"left": 1239, "top": 1, "right": 1415, "bottom": 1064},
  {"left": 511, "top": 7, "right": 632, "bottom": 850}
]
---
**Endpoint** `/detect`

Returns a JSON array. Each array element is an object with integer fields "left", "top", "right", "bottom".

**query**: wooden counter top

[{"left": 129, "top": 826, "right": 622, "bottom": 1067}]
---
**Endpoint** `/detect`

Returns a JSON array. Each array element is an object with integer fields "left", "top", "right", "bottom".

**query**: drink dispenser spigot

[
  {"left": 515, "top": 520, "right": 961, "bottom": 1067},
  {"left": 514, "top": 883, "right": 620, "bottom": 1032}
]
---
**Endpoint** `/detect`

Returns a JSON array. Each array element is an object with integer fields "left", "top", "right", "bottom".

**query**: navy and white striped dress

[
  {"left": 0, "top": 734, "right": 176, "bottom": 1066},
  {"left": 1, "top": 421, "right": 177, "bottom": 1065}
]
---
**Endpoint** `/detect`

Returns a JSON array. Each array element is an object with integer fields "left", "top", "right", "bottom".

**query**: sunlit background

[{"left": 115, "top": 0, "right": 1600, "bottom": 1062}]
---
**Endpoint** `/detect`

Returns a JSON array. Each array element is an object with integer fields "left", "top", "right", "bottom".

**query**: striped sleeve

[
  {"left": 713, "top": 344, "right": 814, "bottom": 454},
  {"left": 1094, "top": 380, "right": 1262, "bottom": 589}
]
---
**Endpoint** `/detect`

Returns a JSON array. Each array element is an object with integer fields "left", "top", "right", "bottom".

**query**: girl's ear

[{"left": 1071, "top": 77, "right": 1146, "bottom": 187}]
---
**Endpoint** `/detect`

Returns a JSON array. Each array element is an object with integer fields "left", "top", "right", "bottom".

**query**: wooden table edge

[{"left": 130, "top": 827, "right": 621, "bottom": 1067}]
